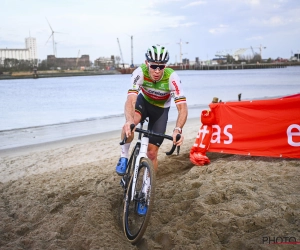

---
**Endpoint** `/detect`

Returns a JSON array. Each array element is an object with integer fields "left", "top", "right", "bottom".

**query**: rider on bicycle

[{"left": 116, "top": 44, "right": 188, "bottom": 175}]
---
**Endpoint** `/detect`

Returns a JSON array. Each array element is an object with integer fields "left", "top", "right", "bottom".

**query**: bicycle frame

[{"left": 120, "top": 121, "right": 180, "bottom": 191}]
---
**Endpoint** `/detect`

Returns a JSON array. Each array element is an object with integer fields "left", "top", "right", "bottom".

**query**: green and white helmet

[{"left": 145, "top": 45, "right": 169, "bottom": 63}]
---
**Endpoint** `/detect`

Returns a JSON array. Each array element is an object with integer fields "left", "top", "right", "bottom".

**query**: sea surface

[{"left": 1, "top": 67, "right": 299, "bottom": 149}]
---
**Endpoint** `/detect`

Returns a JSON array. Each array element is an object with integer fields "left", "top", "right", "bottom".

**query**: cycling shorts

[{"left": 135, "top": 94, "right": 170, "bottom": 147}]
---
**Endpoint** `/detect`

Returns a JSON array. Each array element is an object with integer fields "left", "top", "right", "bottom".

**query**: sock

[{"left": 121, "top": 143, "right": 130, "bottom": 158}]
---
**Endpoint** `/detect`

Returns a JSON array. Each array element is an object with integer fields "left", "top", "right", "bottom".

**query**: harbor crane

[
  {"left": 117, "top": 38, "right": 125, "bottom": 68},
  {"left": 177, "top": 39, "right": 189, "bottom": 64},
  {"left": 251, "top": 44, "right": 266, "bottom": 58},
  {"left": 158, "top": 39, "right": 189, "bottom": 64},
  {"left": 250, "top": 46, "right": 256, "bottom": 56},
  {"left": 130, "top": 35, "right": 134, "bottom": 67},
  {"left": 76, "top": 50, "right": 80, "bottom": 67}
]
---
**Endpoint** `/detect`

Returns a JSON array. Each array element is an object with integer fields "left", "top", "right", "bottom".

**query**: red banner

[
  {"left": 191, "top": 94, "right": 300, "bottom": 161},
  {"left": 190, "top": 110, "right": 214, "bottom": 166}
]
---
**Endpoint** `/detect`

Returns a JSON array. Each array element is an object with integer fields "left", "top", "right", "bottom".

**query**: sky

[{"left": 1, "top": 0, "right": 300, "bottom": 64}]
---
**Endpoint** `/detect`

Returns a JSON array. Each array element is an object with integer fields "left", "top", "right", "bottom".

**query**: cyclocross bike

[{"left": 119, "top": 120, "right": 181, "bottom": 244}]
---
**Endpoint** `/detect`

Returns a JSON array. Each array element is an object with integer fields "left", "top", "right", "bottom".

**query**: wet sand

[{"left": 0, "top": 118, "right": 299, "bottom": 249}]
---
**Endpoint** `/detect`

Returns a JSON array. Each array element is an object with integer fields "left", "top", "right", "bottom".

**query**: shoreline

[
  {"left": 0, "top": 70, "right": 121, "bottom": 80},
  {"left": 0, "top": 107, "right": 206, "bottom": 151},
  {"left": 0, "top": 117, "right": 200, "bottom": 158},
  {"left": 0, "top": 129, "right": 121, "bottom": 158},
  {"left": 1, "top": 64, "right": 299, "bottom": 80}
]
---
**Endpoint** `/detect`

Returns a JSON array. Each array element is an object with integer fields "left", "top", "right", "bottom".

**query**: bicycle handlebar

[{"left": 120, "top": 124, "right": 181, "bottom": 155}]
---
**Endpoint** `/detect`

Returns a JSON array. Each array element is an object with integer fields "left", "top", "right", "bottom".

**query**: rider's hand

[
  {"left": 172, "top": 130, "right": 184, "bottom": 146},
  {"left": 123, "top": 121, "right": 134, "bottom": 138}
]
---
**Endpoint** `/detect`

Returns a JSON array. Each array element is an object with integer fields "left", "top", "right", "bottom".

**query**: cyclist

[{"left": 116, "top": 45, "right": 188, "bottom": 214}]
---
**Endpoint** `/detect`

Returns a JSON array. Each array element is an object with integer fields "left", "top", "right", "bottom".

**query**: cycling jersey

[{"left": 128, "top": 64, "right": 187, "bottom": 108}]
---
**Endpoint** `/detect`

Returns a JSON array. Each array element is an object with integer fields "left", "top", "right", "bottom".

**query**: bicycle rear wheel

[{"left": 123, "top": 158, "right": 155, "bottom": 244}]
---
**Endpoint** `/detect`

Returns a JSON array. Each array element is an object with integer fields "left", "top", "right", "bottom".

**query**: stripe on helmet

[
  {"left": 150, "top": 46, "right": 156, "bottom": 61},
  {"left": 160, "top": 46, "right": 167, "bottom": 61}
]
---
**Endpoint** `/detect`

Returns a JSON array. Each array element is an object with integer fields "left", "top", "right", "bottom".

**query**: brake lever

[
  {"left": 165, "top": 134, "right": 181, "bottom": 155},
  {"left": 176, "top": 134, "right": 181, "bottom": 155}
]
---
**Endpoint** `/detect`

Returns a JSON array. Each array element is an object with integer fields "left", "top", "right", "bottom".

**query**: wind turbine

[
  {"left": 45, "top": 18, "right": 63, "bottom": 56},
  {"left": 160, "top": 40, "right": 189, "bottom": 64},
  {"left": 55, "top": 42, "right": 59, "bottom": 57}
]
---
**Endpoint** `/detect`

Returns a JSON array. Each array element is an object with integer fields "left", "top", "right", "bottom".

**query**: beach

[{"left": 0, "top": 117, "right": 299, "bottom": 249}]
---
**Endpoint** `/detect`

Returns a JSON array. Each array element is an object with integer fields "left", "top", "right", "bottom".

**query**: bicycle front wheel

[{"left": 123, "top": 158, "right": 155, "bottom": 244}]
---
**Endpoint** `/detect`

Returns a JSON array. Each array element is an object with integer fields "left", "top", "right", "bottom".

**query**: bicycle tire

[
  {"left": 129, "top": 146, "right": 139, "bottom": 177},
  {"left": 123, "top": 157, "right": 155, "bottom": 244},
  {"left": 118, "top": 146, "right": 139, "bottom": 229}
]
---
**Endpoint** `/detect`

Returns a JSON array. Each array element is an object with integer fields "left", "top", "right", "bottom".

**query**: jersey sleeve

[
  {"left": 169, "top": 71, "right": 187, "bottom": 105},
  {"left": 128, "top": 67, "right": 144, "bottom": 96}
]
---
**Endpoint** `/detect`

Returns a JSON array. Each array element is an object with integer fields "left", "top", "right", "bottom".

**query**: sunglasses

[{"left": 149, "top": 64, "right": 166, "bottom": 70}]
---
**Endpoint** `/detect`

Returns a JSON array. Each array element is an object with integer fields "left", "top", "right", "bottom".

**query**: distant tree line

[
  {"left": 0, "top": 58, "right": 49, "bottom": 72},
  {"left": 0, "top": 57, "right": 97, "bottom": 73}
]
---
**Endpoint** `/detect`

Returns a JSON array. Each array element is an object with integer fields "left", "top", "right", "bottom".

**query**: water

[
  {"left": 0, "top": 75, "right": 129, "bottom": 130},
  {"left": 1, "top": 67, "right": 299, "bottom": 149}
]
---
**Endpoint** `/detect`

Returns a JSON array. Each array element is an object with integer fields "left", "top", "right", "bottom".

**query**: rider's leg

[
  {"left": 120, "top": 107, "right": 143, "bottom": 156},
  {"left": 119, "top": 129, "right": 134, "bottom": 159},
  {"left": 146, "top": 107, "right": 169, "bottom": 173},
  {"left": 116, "top": 112, "right": 142, "bottom": 175},
  {"left": 147, "top": 143, "right": 159, "bottom": 172}
]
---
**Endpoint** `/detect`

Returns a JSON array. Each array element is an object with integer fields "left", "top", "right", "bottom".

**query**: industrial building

[
  {"left": 47, "top": 55, "right": 90, "bottom": 69},
  {"left": 94, "top": 56, "right": 115, "bottom": 70},
  {"left": 25, "top": 37, "right": 38, "bottom": 59},
  {"left": 0, "top": 37, "right": 37, "bottom": 63}
]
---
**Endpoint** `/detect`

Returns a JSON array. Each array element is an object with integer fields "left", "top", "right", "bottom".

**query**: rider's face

[{"left": 146, "top": 61, "right": 166, "bottom": 81}]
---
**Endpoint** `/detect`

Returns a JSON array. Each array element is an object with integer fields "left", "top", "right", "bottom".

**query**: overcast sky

[{"left": 1, "top": 0, "right": 299, "bottom": 64}]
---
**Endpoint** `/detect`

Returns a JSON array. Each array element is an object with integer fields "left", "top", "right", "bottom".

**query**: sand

[{"left": 0, "top": 118, "right": 299, "bottom": 249}]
